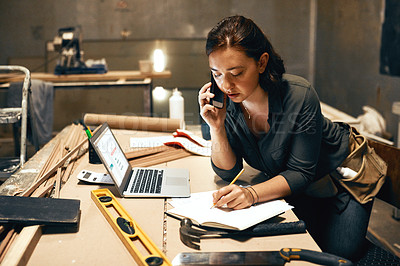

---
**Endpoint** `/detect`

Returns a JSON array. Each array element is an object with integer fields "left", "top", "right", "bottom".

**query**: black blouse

[{"left": 212, "top": 74, "right": 350, "bottom": 195}]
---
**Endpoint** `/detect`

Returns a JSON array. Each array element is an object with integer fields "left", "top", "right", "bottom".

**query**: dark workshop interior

[{"left": 0, "top": 0, "right": 399, "bottom": 265}]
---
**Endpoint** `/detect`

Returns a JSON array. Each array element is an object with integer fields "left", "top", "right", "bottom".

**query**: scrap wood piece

[
  {"left": 21, "top": 125, "right": 100, "bottom": 197},
  {"left": 64, "top": 124, "right": 81, "bottom": 151},
  {"left": 20, "top": 136, "right": 87, "bottom": 197},
  {"left": 30, "top": 140, "right": 62, "bottom": 198},
  {"left": 0, "top": 227, "right": 17, "bottom": 263},
  {"left": 0, "top": 230, "right": 18, "bottom": 262},
  {"left": 0, "top": 124, "right": 93, "bottom": 263},
  {"left": 55, "top": 141, "right": 67, "bottom": 198},
  {"left": 32, "top": 139, "right": 60, "bottom": 184},
  {"left": 31, "top": 172, "right": 56, "bottom": 198},
  {"left": 0, "top": 225, "right": 42, "bottom": 266},
  {"left": 31, "top": 140, "right": 62, "bottom": 198},
  {"left": 31, "top": 171, "right": 58, "bottom": 198},
  {"left": 62, "top": 131, "right": 87, "bottom": 183},
  {"left": 61, "top": 150, "right": 79, "bottom": 184},
  {"left": 60, "top": 124, "right": 82, "bottom": 168},
  {"left": 129, "top": 146, "right": 191, "bottom": 168}
]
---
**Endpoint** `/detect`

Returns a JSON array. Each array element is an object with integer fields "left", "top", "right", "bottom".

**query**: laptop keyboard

[{"left": 130, "top": 169, "right": 164, "bottom": 194}]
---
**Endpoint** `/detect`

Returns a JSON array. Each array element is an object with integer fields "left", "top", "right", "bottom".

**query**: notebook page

[{"left": 168, "top": 191, "right": 293, "bottom": 230}]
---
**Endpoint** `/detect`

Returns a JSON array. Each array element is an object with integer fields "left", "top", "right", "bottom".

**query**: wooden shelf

[{"left": 0, "top": 70, "right": 171, "bottom": 84}]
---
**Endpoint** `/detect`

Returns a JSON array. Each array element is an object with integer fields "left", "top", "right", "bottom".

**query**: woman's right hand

[
  {"left": 212, "top": 184, "right": 255, "bottom": 210},
  {"left": 198, "top": 82, "right": 226, "bottom": 130}
]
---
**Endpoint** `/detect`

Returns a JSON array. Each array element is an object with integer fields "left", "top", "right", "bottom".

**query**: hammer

[{"left": 179, "top": 218, "right": 307, "bottom": 250}]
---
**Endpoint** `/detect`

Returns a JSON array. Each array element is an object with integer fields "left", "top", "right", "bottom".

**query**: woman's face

[{"left": 209, "top": 47, "right": 264, "bottom": 103}]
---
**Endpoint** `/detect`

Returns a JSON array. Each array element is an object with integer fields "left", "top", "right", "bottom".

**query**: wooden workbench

[{"left": 0, "top": 126, "right": 320, "bottom": 265}]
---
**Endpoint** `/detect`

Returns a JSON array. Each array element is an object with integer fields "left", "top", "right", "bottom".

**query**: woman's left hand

[
  {"left": 212, "top": 185, "right": 254, "bottom": 210},
  {"left": 198, "top": 82, "right": 226, "bottom": 130}
]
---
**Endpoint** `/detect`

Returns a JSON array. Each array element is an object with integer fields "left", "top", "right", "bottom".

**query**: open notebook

[{"left": 167, "top": 190, "right": 293, "bottom": 231}]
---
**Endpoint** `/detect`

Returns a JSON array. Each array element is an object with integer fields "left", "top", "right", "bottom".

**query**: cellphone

[{"left": 210, "top": 73, "right": 224, "bottom": 109}]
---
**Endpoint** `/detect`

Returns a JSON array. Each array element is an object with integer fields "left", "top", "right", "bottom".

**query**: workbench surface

[{"left": 1, "top": 126, "right": 321, "bottom": 265}]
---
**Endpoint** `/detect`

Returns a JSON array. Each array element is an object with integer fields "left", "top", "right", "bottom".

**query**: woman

[{"left": 198, "top": 15, "right": 373, "bottom": 261}]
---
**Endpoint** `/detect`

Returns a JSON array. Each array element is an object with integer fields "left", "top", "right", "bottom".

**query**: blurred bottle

[{"left": 169, "top": 88, "right": 185, "bottom": 128}]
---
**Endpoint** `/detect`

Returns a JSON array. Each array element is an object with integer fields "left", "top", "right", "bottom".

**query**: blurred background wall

[{"left": 0, "top": 0, "right": 399, "bottom": 144}]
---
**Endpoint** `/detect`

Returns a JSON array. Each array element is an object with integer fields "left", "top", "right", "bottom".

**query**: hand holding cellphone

[{"left": 210, "top": 73, "right": 224, "bottom": 109}]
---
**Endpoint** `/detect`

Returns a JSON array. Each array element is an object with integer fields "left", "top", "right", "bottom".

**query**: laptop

[{"left": 90, "top": 123, "right": 190, "bottom": 198}]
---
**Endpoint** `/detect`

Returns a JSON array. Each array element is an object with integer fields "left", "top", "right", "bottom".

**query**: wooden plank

[
  {"left": 54, "top": 141, "right": 66, "bottom": 198},
  {"left": 61, "top": 150, "right": 80, "bottom": 184},
  {"left": 0, "top": 230, "right": 18, "bottom": 263},
  {"left": 0, "top": 196, "right": 80, "bottom": 227},
  {"left": 20, "top": 137, "right": 87, "bottom": 197},
  {"left": 30, "top": 140, "right": 61, "bottom": 198},
  {"left": 0, "top": 70, "right": 171, "bottom": 84},
  {"left": 0, "top": 126, "right": 85, "bottom": 264},
  {"left": 62, "top": 126, "right": 86, "bottom": 183},
  {"left": 129, "top": 147, "right": 191, "bottom": 167},
  {"left": 31, "top": 179, "right": 56, "bottom": 198},
  {"left": 32, "top": 139, "right": 59, "bottom": 184},
  {"left": 369, "top": 140, "right": 400, "bottom": 208},
  {"left": 125, "top": 146, "right": 169, "bottom": 160},
  {"left": 1, "top": 226, "right": 42, "bottom": 266},
  {"left": 0, "top": 227, "right": 16, "bottom": 260}
]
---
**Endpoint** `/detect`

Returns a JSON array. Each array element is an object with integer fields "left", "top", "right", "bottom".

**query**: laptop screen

[{"left": 93, "top": 127, "right": 129, "bottom": 187}]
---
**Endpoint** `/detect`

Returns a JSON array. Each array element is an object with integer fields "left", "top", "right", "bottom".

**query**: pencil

[
  {"left": 211, "top": 168, "right": 244, "bottom": 209},
  {"left": 228, "top": 168, "right": 245, "bottom": 186}
]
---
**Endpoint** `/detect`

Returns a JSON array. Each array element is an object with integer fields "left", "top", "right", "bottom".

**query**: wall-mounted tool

[
  {"left": 91, "top": 188, "right": 171, "bottom": 266},
  {"left": 51, "top": 26, "right": 107, "bottom": 75}
]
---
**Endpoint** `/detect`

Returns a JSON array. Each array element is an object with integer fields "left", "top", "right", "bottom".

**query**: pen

[
  {"left": 85, "top": 129, "right": 92, "bottom": 139},
  {"left": 211, "top": 168, "right": 245, "bottom": 209},
  {"left": 78, "top": 120, "right": 92, "bottom": 139}
]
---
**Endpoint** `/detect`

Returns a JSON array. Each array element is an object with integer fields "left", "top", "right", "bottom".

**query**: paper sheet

[{"left": 168, "top": 191, "right": 293, "bottom": 230}]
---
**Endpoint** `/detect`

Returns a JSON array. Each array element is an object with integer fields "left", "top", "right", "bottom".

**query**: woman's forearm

[
  {"left": 251, "top": 175, "right": 292, "bottom": 203},
  {"left": 210, "top": 126, "right": 237, "bottom": 170}
]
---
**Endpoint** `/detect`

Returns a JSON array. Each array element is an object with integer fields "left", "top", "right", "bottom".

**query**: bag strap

[{"left": 342, "top": 127, "right": 367, "bottom": 164}]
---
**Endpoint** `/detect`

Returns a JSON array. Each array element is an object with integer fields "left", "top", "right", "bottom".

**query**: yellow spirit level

[{"left": 91, "top": 188, "right": 171, "bottom": 266}]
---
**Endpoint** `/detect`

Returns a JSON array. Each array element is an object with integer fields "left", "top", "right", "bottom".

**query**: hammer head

[
  {"left": 179, "top": 218, "right": 202, "bottom": 250},
  {"left": 179, "top": 218, "right": 231, "bottom": 250}
]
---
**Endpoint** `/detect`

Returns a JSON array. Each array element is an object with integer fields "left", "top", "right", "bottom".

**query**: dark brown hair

[{"left": 206, "top": 15, "right": 285, "bottom": 91}]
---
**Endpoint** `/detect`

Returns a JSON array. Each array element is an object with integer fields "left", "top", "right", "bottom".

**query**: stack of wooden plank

[{"left": 0, "top": 123, "right": 86, "bottom": 263}]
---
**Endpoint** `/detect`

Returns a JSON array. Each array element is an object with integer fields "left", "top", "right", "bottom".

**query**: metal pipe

[{"left": 0, "top": 65, "right": 30, "bottom": 166}]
